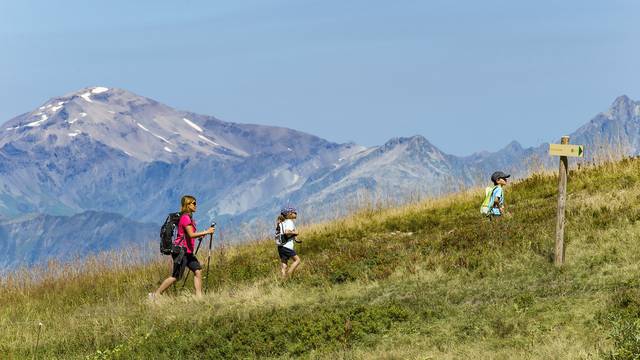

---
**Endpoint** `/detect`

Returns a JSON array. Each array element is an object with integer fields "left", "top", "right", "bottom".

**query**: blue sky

[{"left": 1, "top": 0, "right": 638, "bottom": 155}]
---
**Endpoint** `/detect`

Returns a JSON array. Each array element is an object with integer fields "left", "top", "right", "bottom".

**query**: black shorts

[
  {"left": 277, "top": 246, "right": 297, "bottom": 263},
  {"left": 171, "top": 251, "right": 202, "bottom": 280}
]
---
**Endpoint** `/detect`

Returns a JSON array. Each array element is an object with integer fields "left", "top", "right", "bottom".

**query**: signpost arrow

[{"left": 549, "top": 144, "right": 584, "bottom": 158}]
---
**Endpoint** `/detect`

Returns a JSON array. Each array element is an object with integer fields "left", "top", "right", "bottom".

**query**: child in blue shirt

[{"left": 489, "top": 171, "right": 510, "bottom": 217}]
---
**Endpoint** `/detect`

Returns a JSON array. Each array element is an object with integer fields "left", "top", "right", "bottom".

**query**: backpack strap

[
  {"left": 278, "top": 222, "right": 287, "bottom": 245},
  {"left": 275, "top": 221, "right": 284, "bottom": 244},
  {"left": 175, "top": 212, "right": 192, "bottom": 246},
  {"left": 489, "top": 186, "right": 500, "bottom": 209},
  {"left": 185, "top": 213, "right": 194, "bottom": 242}
]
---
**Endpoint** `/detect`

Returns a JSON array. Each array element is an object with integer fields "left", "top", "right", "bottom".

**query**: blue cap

[{"left": 491, "top": 171, "right": 511, "bottom": 183}]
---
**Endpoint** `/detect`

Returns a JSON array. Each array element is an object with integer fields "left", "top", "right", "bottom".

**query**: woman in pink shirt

[{"left": 152, "top": 195, "right": 215, "bottom": 298}]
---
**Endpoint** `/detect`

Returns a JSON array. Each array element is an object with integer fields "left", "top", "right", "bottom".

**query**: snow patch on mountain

[
  {"left": 80, "top": 92, "right": 93, "bottom": 103},
  {"left": 26, "top": 114, "right": 48, "bottom": 127},
  {"left": 91, "top": 87, "right": 109, "bottom": 94},
  {"left": 183, "top": 118, "right": 203, "bottom": 132},
  {"left": 154, "top": 134, "right": 172, "bottom": 144},
  {"left": 136, "top": 123, "right": 150, "bottom": 132},
  {"left": 79, "top": 87, "right": 109, "bottom": 103},
  {"left": 50, "top": 102, "right": 64, "bottom": 112},
  {"left": 198, "top": 135, "right": 219, "bottom": 146}
]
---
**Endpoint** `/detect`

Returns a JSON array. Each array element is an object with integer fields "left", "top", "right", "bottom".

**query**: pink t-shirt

[{"left": 175, "top": 214, "right": 197, "bottom": 254}]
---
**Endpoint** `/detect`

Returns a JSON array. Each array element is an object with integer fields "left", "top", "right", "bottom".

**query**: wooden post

[{"left": 555, "top": 136, "right": 569, "bottom": 266}]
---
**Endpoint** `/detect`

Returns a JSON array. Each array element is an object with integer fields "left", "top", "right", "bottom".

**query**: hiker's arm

[
  {"left": 185, "top": 225, "right": 215, "bottom": 238},
  {"left": 282, "top": 222, "right": 298, "bottom": 236},
  {"left": 493, "top": 196, "right": 506, "bottom": 214},
  {"left": 498, "top": 199, "right": 506, "bottom": 214}
]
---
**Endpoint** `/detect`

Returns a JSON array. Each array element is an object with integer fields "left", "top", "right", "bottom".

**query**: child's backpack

[
  {"left": 160, "top": 212, "right": 182, "bottom": 255},
  {"left": 274, "top": 221, "right": 286, "bottom": 246},
  {"left": 480, "top": 186, "right": 498, "bottom": 215}
]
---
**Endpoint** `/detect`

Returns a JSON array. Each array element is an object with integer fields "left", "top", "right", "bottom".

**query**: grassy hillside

[{"left": 2, "top": 158, "right": 640, "bottom": 359}]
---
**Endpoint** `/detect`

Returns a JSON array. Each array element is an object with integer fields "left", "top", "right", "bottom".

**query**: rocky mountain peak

[
  {"left": 504, "top": 140, "right": 523, "bottom": 152},
  {"left": 607, "top": 95, "right": 637, "bottom": 122},
  {"left": 381, "top": 135, "right": 434, "bottom": 150},
  {"left": 612, "top": 94, "right": 632, "bottom": 107}
]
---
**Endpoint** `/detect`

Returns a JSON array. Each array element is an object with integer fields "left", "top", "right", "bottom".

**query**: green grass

[{"left": 2, "top": 158, "right": 640, "bottom": 359}]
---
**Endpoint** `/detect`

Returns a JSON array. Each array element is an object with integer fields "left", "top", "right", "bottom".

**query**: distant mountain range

[
  {"left": 0, "top": 86, "right": 638, "bottom": 269},
  {"left": 0, "top": 211, "right": 156, "bottom": 269}
]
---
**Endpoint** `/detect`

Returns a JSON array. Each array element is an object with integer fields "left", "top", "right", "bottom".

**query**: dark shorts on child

[
  {"left": 171, "top": 250, "right": 202, "bottom": 280},
  {"left": 277, "top": 246, "right": 297, "bottom": 263}
]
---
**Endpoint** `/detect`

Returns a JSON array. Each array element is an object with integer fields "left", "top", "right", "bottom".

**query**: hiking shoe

[{"left": 148, "top": 292, "right": 157, "bottom": 301}]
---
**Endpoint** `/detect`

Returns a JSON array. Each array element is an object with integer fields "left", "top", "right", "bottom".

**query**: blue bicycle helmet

[{"left": 280, "top": 206, "right": 297, "bottom": 216}]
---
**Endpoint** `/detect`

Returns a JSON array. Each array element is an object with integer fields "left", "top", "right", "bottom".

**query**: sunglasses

[{"left": 190, "top": 202, "right": 197, "bottom": 206}]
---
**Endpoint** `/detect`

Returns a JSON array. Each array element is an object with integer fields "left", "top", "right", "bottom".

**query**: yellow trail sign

[{"left": 549, "top": 144, "right": 584, "bottom": 157}]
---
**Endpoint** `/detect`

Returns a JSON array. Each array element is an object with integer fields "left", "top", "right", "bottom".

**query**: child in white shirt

[{"left": 275, "top": 207, "right": 301, "bottom": 278}]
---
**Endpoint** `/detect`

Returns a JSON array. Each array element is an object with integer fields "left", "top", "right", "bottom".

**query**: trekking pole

[
  {"left": 204, "top": 222, "right": 215, "bottom": 293},
  {"left": 181, "top": 237, "right": 204, "bottom": 289}
]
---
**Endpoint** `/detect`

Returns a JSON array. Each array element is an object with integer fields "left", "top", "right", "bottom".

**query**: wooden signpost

[{"left": 549, "top": 136, "right": 584, "bottom": 266}]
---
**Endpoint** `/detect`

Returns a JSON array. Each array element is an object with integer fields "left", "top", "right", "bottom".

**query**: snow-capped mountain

[
  {"left": 0, "top": 86, "right": 364, "bottom": 222},
  {"left": 4, "top": 86, "right": 265, "bottom": 161}
]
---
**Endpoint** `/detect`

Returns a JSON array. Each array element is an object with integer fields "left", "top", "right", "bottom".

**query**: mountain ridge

[
  {"left": 0, "top": 210, "right": 156, "bottom": 269},
  {"left": 0, "top": 88, "right": 638, "bottom": 267}
]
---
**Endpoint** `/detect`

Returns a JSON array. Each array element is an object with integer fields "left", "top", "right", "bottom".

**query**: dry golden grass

[{"left": 2, "top": 156, "right": 640, "bottom": 358}]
